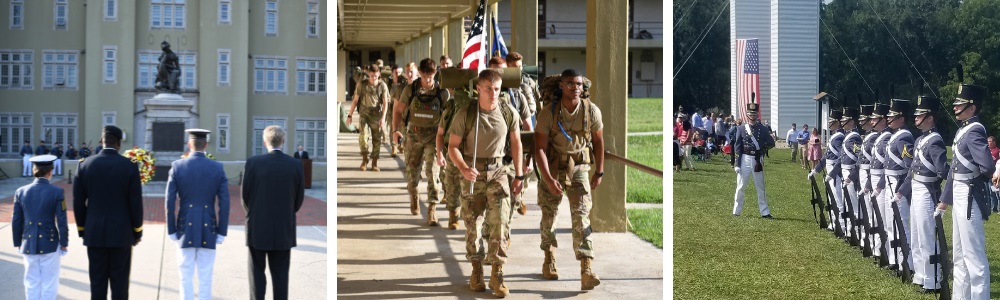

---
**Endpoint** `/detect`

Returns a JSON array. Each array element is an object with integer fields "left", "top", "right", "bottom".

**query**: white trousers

[
  {"left": 22, "top": 154, "right": 32, "bottom": 176},
  {"left": 826, "top": 163, "right": 845, "bottom": 232},
  {"left": 886, "top": 175, "right": 912, "bottom": 269},
  {"left": 53, "top": 159, "right": 61, "bottom": 175},
  {"left": 859, "top": 169, "right": 871, "bottom": 247},
  {"left": 910, "top": 181, "right": 940, "bottom": 288},
  {"left": 733, "top": 154, "right": 770, "bottom": 216},
  {"left": 842, "top": 168, "right": 859, "bottom": 237},
  {"left": 872, "top": 173, "right": 886, "bottom": 258},
  {"left": 177, "top": 247, "right": 216, "bottom": 300},
  {"left": 952, "top": 182, "right": 990, "bottom": 300},
  {"left": 22, "top": 252, "right": 60, "bottom": 300}
]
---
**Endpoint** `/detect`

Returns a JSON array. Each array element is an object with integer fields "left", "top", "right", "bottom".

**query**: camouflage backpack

[
  {"left": 540, "top": 74, "right": 595, "bottom": 163},
  {"left": 406, "top": 82, "right": 445, "bottom": 128}
]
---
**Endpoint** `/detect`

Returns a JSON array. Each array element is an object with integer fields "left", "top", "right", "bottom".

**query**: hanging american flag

[
  {"left": 736, "top": 38, "right": 760, "bottom": 121},
  {"left": 491, "top": 10, "right": 508, "bottom": 59},
  {"left": 461, "top": 0, "right": 487, "bottom": 70}
]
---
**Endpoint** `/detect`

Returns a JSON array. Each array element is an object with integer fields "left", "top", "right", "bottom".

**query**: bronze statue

[{"left": 156, "top": 41, "right": 182, "bottom": 94}]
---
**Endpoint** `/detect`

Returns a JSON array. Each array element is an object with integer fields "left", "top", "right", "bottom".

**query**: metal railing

[{"left": 493, "top": 21, "right": 663, "bottom": 40}]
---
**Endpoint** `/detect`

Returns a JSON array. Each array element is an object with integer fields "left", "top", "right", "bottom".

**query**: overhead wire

[
  {"left": 673, "top": 0, "right": 702, "bottom": 32},
  {"left": 820, "top": 17, "right": 876, "bottom": 95},
  {"left": 673, "top": 0, "right": 730, "bottom": 79}
]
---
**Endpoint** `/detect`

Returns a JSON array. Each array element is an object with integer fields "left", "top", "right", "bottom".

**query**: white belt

[
  {"left": 885, "top": 169, "right": 907, "bottom": 176},
  {"left": 826, "top": 159, "right": 840, "bottom": 165},
  {"left": 23, "top": 154, "right": 31, "bottom": 157},
  {"left": 843, "top": 164, "right": 857, "bottom": 170},
  {"left": 860, "top": 164, "right": 871, "bottom": 169},
  {"left": 870, "top": 169, "right": 884, "bottom": 175},
  {"left": 913, "top": 174, "right": 939, "bottom": 183},
  {"left": 954, "top": 172, "right": 980, "bottom": 181}
]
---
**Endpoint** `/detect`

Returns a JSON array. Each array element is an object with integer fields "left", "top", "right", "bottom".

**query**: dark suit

[
  {"left": 73, "top": 148, "right": 144, "bottom": 300},
  {"left": 242, "top": 149, "right": 304, "bottom": 300},
  {"left": 293, "top": 150, "right": 309, "bottom": 160}
]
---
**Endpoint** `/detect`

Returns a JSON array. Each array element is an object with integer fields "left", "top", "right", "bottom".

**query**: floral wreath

[{"left": 123, "top": 146, "right": 157, "bottom": 185}]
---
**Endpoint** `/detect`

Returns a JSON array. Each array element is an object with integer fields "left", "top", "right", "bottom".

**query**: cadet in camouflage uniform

[
  {"left": 447, "top": 69, "right": 523, "bottom": 298},
  {"left": 506, "top": 52, "right": 539, "bottom": 119},
  {"left": 534, "top": 69, "right": 604, "bottom": 290},
  {"left": 436, "top": 77, "right": 472, "bottom": 230},
  {"left": 347, "top": 64, "right": 390, "bottom": 171},
  {"left": 393, "top": 58, "right": 451, "bottom": 225},
  {"left": 388, "top": 65, "right": 407, "bottom": 157},
  {"left": 488, "top": 57, "right": 532, "bottom": 220}
]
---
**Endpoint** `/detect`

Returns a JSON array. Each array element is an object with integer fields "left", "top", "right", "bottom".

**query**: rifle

[
  {"left": 825, "top": 178, "right": 845, "bottom": 238},
  {"left": 858, "top": 188, "right": 873, "bottom": 257},
  {"left": 809, "top": 176, "right": 828, "bottom": 229},
  {"left": 870, "top": 194, "right": 890, "bottom": 267},
  {"left": 842, "top": 181, "right": 859, "bottom": 246},
  {"left": 890, "top": 201, "right": 913, "bottom": 282},
  {"left": 931, "top": 213, "right": 951, "bottom": 299}
]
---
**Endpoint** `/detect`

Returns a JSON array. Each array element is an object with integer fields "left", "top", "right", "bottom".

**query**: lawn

[
  {"left": 628, "top": 208, "right": 663, "bottom": 248},
  {"left": 672, "top": 148, "right": 999, "bottom": 299},
  {"left": 627, "top": 135, "right": 663, "bottom": 203},
  {"left": 628, "top": 98, "right": 664, "bottom": 133}
]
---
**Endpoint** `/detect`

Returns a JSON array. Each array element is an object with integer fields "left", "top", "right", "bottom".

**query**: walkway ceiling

[{"left": 338, "top": 0, "right": 500, "bottom": 49}]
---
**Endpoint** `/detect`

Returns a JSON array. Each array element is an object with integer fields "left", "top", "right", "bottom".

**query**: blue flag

[{"left": 491, "top": 14, "right": 508, "bottom": 59}]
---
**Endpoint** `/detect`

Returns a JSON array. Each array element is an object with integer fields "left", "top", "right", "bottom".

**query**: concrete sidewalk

[{"left": 336, "top": 133, "right": 663, "bottom": 299}]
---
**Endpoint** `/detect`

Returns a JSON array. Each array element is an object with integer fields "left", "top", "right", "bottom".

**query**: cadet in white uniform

[{"left": 12, "top": 154, "right": 69, "bottom": 300}]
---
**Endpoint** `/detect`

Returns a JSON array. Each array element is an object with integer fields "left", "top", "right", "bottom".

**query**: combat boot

[
  {"left": 580, "top": 258, "right": 601, "bottom": 290},
  {"left": 371, "top": 159, "right": 380, "bottom": 172},
  {"left": 409, "top": 194, "right": 418, "bottom": 215},
  {"left": 469, "top": 260, "right": 486, "bottom": 292},
  {"left": 361, "top": 157, "right": 369, "bottom": 171},
  {"left": 427, "top": 203, "right": 439, "bottom": 226},
  {"left": 391, "top": 145, "right": 398, "bottom": 157},
  {"left": 542, "top": 251, "right": 559, "bottom": 280},
  {"left": 517, "top": 202, "right": 527, "bottom": 215},
  {"left": 448, "top": 209, "right": 459, "bottom": 230},
  {"left": 489, "top": 264, "right": 509, "bottom": 298}
]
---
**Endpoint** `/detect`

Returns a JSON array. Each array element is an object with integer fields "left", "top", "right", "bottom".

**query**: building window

[
  {"left": 10, "top": 0, "right": 24, "bottom": 29},
  {"left": 54, "top": 0, "right": 68, "bottom": 30},
  {"left": 295, "top": 119, "right": 326, "bottom": 159},
  {"left": 219, "top": 0, "right": 231, "bottom": 24},
  {"left": 307, "top": 1, "right": 319, "bottom": 38},
  {"left": 218, "top": 49, "right": 231, "bottom": 85},
  {"left": 151, "top": 0, "right": 186, "bottom": 29},
  {"left": 254, "top": 56, "right": 287, "bottom": 94},
  {"left": 42, "top": 50, "right": 78, "bottom": 90},
  {"left": 102, "top": 111, "right": 116, "bottom": 126},
  {"left": 265, "top": 0, "right": 278, "bottom": 36},
  {"left": 0, "top": 113, "right": 31, "bottom": 154},
  {"left": 252, "top": 117, "right": 286, "bottom": 156},
  {"left": 296, "top": 58, "right": 325, "bottom": 95},
  {"left": 0, "top": 50, "right": 33, "bottom": 90},
  {"left": 105, "top": 0, "right": 118, "bottom": 20},
  {"left": 217, "top": 114, "right": 230, "bottom": 152},
  {"left": 103, "top": 46, "right": 117, "bottom": 83},
  {"left": 138, "top": 51, "right": 196, "bottom": 90},
  {"left": 41, "top": 112, "right": 77, "bottom": 148}
]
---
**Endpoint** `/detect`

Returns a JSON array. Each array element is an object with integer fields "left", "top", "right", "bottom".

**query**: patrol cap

[
  {"left": 887, "top": 99, "right": 911, "bottom": 117},
  {"left": 103, "top": 125, "right": 123, "bottom": 140},
  {"left": 914, "top": 95, "right": 940, "bottom": 116},
  {"left": 185, "top": 128, "right": 211, "bottom": 141},
  {"left": 841, "top": 107, "right": 859, "bottom": 122},
  {"left": 29, "top": 154, "right": 57, "bottom": 166}
]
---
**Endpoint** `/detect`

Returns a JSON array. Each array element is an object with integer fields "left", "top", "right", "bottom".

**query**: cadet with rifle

[
  {"left": 883, "top": 98, "right": 915, "bottom": 278},
  {"left": 859, "top": 101, "right": 878, "bottom": 257},
  {"left": 841, "top": 106, "right": 864, "bottom": 246},
  {"left": 809, "top": 108, "right": 846, "bottom": 235},
  {"left": 868, "top": 97, "right": 894, "bottom": 267}
]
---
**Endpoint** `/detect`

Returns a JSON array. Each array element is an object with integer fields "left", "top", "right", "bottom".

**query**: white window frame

[
  {"left": 294, "top": 118, "right": 326, "bottom": 159},
  {"left": 253, "top": 56, "right": 287, "bottom": 95},
  {"left": 42, "top": 50, "right": 79, "bottom": 90},
  {"left": 103, "top": 46, "right": 117, "bottom": 83},
  {"left": 218, "top": 49, "right": 231, "bottom": 86},
  {"left": 306, "top": 1, "right": 319, "bottom": 38},
  {"left": 105, "top": 0, "right": 118, "bottom": 21},
  {"left": 295, "top": 57, "right": 326, "bottom": 95},
  {"left": 102, "top": 111, "right": 117, "bottom": 126},
  {"left": 41, "top": 112, "right": 78, "bottom": 148},
  {"left": 137, "top": 50, "right": 196, "bottom": 90},
  {"left": 218, "top": 0, "right": 231, "bottom": 25},
  {"left": 0, "top": 49, "right": 34, "bottom": 90},
  {"left": 151, "top": 0, "right": 186, "bottom": 30},
  {"left": 10, "top": 0, "right": 24, "bottom": 29},
  {"left": 265, "top": 0, "right": 278, "bottom": 36},
  {"left": 216, "top": 113, "right": 230, "bottom": 153},
  {"left": 54, "top": 0, "right": 68, "bottom": 30},
  {"left": 252, "top": 117, "right": 287, "bottom": 156},
  {"left": 0, "top": 112, "right": 32, "bottom": 154}
]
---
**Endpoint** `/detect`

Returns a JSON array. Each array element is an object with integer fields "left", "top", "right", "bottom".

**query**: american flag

[
  {"left": 736, "top": 38, "right": 760, "bottom": 121},
  {"left": 491, "top": 10, "right": 508, "bottom": 59},
  {"left": 462, "top": 0, "right": 486, "bottom": 70}
]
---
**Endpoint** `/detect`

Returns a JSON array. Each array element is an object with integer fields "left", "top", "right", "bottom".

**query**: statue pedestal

[{"left": 142, "top": 93, "right": 195, "bottom": 172}]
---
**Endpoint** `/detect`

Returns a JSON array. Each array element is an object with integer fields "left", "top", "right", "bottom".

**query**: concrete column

[
  {"left": 338, "top": 50, "right": 347, "bottom": 104},
  {"left": 586, "top": 0, "right": 629, "bottom": 232},
  {"left": 511, "top": 0, "right": 538, "bottom": 65},
  {"left": 432, "top": 26, "right": 446, "bottom": 61},
  {"left": 448, "top": 18, "right": 465, "bottom": 64}
]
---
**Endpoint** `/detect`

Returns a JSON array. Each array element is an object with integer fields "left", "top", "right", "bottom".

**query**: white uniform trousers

[
  {"left": 842, "top": 168, "right": 859, "bottom": 237},
  {"left": 177, "top": 247, "right": 217, "bottom": 300},
  {"left": 886, "top": 175, "right": 912, "bottom": 271},
  {"left": 825, "top": 163, "right": 845, "bottom": 232},
  {"left": 22, "top": 252, "right": 60, "bottom": 300},
  {"left": 733, "top": 154, "right": 770, "bottom": 216},
  {"left": 22, "top": 154, "right": 32, "bottom": 176},
  {"left": 909, "top": 181, "right": 940, "bottom": 288},
  {"left": 874, "top": 173, "right": 890, "bottom": 262},
  {"left": 859, "top": 169, "right": 871, "bottom": 249},
  {"left": 952, "top": 182, "right": 990, "bottom": 300},
  {"left": 53, "top": 158, "right": 61, "bottom": 175}
]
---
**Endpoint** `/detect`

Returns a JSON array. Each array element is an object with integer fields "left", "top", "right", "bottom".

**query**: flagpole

[{"left": 485, "top": 1, "right": 492, "bottom": 60}]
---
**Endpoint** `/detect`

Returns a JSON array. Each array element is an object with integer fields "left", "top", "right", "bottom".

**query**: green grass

[
  {"left": 626, "top": 135, "right": 663, "bottom": 203},
  {"left": 628, "top": 208, "right": 663, "bottom": 248},
  {"left": 627, "top": 98, "right": 664, "bottom": 133},
  {"left": 672, "top": 148, "right": 992, "bottom": 299}
]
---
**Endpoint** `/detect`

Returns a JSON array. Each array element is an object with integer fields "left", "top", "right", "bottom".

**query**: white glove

[
  {"left": 807, "top": 171, "right": 816, "bottom": 179},
  {"left": 824, "top": 175, "right": 833, "bottom": 182},
  {"left": 933, "top": 207, "right": 946, "bottom": 217},
  {"left": 169, "top": 233, "right": 180, "bottom": 241},
  {"left": 216, "top": 234, "right": 225, "bottom": 245},
  {"left": 844, "top": 177, "right": 852, "bottom": 184},
  {"left": 893, "top": 193, "right": 903, "bottom": 203},
  {"left": 734, "top": 166, "right": 740, "bottom": 173},
  {"left": 60, "top": 249, "right": 68, "bottom": 257}
]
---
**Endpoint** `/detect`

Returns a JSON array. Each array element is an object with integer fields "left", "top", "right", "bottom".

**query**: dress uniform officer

[
  {"left": 73, "top": 125, "right": 144, "bottom": 300},
  {"left": 20, "top": 140, "right": 33, "bottom": 177},
  {"left": 935, "top": 71, "right": 994, "bottom": 300},
  {"left": 733, "top": 99, "right": 776, "bottom": 218},
  {"left": 841, "top": 106, "right": 864, "bottom": 243},
  {"left": 166, "top": 129, "right": 231, "bottom": 300},
  {"left": 448, "top": 69, "right": 524, "bottom": 297},
  {"left": 809, "top": 108, "right": 845, "bottom": 232},
  {"left": 865, "top": 101, "right": 892, "bottom": 264},
  {"left": 897, "top": 94, "right": 948, "bottom": 292},
  {"left": 51, "top": 142, "right": 63, "bottom": 176},
  {"left": 12, "top": 155, "right": 69, "bottom": 300},
  {"left": 858, "top": 102, "right": 877, "bottom": 255},
  {"left": 347, "top": 64, "right": 390, "bottom": 172},
  {"left": 881, "top": 98, "right": 915, "bottom": 274}
]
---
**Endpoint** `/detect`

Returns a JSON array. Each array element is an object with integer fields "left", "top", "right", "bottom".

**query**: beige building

[{"left": 0, "top": 0, "right": 327, "bottom": 179}]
